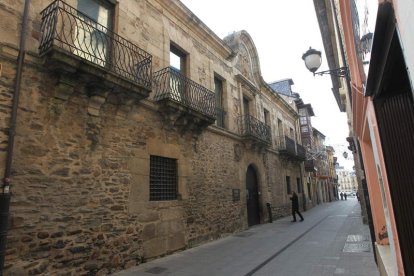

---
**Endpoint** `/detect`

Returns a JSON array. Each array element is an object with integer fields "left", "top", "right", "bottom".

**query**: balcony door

[
  {"left": 75, "top": 0, "right": 113, "bottom": 67},
  {"left": 246, "top": 165, "right": 260, "bottom": 226},
  {"left": 243, "top": 97, "right": 250, "bottom": 116},
  {"left": 214, "top": 76, "right": 225, "bottom": 127},
  {"left": 169, "top": 45, "right": 187, "bottom": 103}
]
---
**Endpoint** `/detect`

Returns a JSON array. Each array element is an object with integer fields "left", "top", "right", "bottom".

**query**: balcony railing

[
  {"left": 276, "top": 136, "right": 296, "bottom": 156},
  {"left": 238, "top": 115, "right": 271, "bottom": 145},
  {"left": 296, "top": 143, "right": 306, "bottom": 160},
  {"left": 276, "top": 136, "right": 306, "bottom": 161},
  {"left": 153, "top": 67, "right": 216, "bottom": 118},
  {"left": 39, "top": 0, "right": 152, "bottom": 91},
  {"left": 305, "top": 160, "right": 316, "bottom": 172}
]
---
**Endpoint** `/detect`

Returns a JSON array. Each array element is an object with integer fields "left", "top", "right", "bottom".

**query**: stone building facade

[
  {"left": 0, "top": 0, "right": 305, "bottom": 275},
  {"left": 337, "top": 167, "right": 357, "bottom": 194}
]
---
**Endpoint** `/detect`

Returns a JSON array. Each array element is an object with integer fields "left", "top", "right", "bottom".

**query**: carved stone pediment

[{"left": 223, "top": 31, "right": 261, "bottom": 87}]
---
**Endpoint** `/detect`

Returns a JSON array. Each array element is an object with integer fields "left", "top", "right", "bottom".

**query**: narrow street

[{"left": 113, "top": 199, "right": 378, "bottom": 276}]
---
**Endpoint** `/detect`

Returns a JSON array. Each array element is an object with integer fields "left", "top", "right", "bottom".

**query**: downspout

[
  {"left": 331, "top": 0, "right": 353, "bottom": 108},
  {"left": 0, "top": 0, "right": 31, "bottom": 274}
]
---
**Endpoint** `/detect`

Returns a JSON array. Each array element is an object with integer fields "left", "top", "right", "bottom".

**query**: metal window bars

[{"left": 149, "top": 155, "right": 178, "bottom": 201}]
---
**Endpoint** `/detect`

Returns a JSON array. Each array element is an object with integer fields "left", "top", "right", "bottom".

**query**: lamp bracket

[{"left": 314, "top": 67, "right": 349, "bottom": 78}]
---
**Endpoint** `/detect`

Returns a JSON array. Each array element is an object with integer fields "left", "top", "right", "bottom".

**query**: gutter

[{"left": 0, "top": 0, "right": 31, "bottom": 274}]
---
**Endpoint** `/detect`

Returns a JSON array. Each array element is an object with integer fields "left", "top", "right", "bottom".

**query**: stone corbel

[
  {"left": 86, "top": 84, "right": 111, "bottom": 117},
  {"left": 116, "top": 98, "right": 136, "bottom": 119},
  {"left": 54, "top": 71, "right": 78, "bottom": 101}
]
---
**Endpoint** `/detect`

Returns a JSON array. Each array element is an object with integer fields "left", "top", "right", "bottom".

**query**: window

[
  {"left": 300, "top": 116, "right": 307, "bottom": 125},
  {"left": 214, "top": 76, "right": 225, "bottom": 128},
  {"left": 150, "top": 155, "right": 178, "bottom": 201},
  {"left": 75, "top": 0, "right": 113, "bottom": 66},
  {"left": 170, "top": 44, "right": 186, "bottom": 73},
  {"left": 243, "top": 97, "right": 250, "bottom": 116},
  {"left": 297, "top": 177, "right": 302, "bottom": 193},
  {"left": 169, "top": 44, "right": 187, "bottom": 102},
  {"left": 286, "top": 176, "right": 291, "bottom": 194},
  {"left": 277, "top": 119, "right": 283, "bottom": 137},
  {"left": 264, "top": 108, "right": 270, "bottom": 126},
  {"left": 301, "top": 126, "right": 309, "bottom": 133},
  {"left": 289, "top": 128, "right": 294, "bottom": 139}
]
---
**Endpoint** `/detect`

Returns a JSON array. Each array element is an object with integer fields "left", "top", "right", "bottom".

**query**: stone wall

[
  {"left": 0, "top": 0, "right": 306, "bottom": 275},
  {"left": 1, "top": 58, "right": 247, "bottom": 274}
]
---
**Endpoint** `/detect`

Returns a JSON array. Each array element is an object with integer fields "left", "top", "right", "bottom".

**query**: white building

[{"left": 336, "top": 166, "right": 357, "bottom": 194}]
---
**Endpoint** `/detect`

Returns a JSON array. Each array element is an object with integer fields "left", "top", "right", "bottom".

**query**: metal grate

[
  {"left": 150, "top": 155, "right": 177, "bottom": 201},
  {"left": 343, "top": 243, "right": 371, "bottom": 253},
  {"left": 346, "top": 235, "right": 369, "bottom": 242}
]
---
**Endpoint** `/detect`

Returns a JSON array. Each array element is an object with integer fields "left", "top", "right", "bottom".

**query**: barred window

[{"left": 150, "top": 155, "right": 178, "bottom": 201}]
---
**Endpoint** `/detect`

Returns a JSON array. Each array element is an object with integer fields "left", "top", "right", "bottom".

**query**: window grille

[{"left": 150, "top": 155, "right": 178, "bottom": 201}]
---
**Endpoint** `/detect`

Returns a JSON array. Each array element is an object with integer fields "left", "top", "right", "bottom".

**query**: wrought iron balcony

[
  {"left": 238, "top": 115, "right": 271, "bottom": 145},
  {"left": 276, "top": 136, "right": 296, "bottom": 157},
  {"left": 305, "top": 160, "right": 316, "bottom": 172},
  {"left": 153, "top": 67, "right": 216, "bottom": 132},
  {"left": 276, "top": 136, "right": 305, "bottom": 161},
  {"left": 296, "top": 143, "right": 306, "bottom": 161},
  {"left": 39, "top": 0, "right": 152, "bottom": 96}
]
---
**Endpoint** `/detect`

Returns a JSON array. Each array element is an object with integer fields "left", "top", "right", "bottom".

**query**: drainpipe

[{"left": 0, "top": 0, "right": 31, "bottom": 274}]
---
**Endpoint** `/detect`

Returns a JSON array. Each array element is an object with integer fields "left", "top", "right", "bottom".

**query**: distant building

[{"left": 336, "top": 168, "right": 357, "bottom": 194}]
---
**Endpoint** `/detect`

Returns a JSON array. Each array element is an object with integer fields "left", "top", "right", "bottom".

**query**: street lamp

[{"left": 302, "top": 47, "right": 348, "bottom": 78}]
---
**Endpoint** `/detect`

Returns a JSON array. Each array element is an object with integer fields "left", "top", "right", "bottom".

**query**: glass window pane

[{"left": 170, "top": 51, "right": 181, "bottom": 71}]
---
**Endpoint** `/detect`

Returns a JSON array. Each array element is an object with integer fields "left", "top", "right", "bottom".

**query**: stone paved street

[{"left": 113, "top": 199, "right": 378, "bottom": 276}]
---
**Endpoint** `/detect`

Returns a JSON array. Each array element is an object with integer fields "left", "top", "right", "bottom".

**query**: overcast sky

[{"left": 180, "top": 0, "right": 377, "bottom": 170}]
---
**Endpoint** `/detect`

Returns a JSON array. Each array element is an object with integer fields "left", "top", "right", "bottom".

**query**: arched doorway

[{"left": 246, "top": 165, "right": 260, "bottom": 226}]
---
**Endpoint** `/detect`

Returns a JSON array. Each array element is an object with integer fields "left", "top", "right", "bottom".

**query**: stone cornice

[
  {"left": 153, "top": 0, "right": 234, "bottom": 60},
  {"left": 236, "top": 74, "right": 259, "bottom": 94}
]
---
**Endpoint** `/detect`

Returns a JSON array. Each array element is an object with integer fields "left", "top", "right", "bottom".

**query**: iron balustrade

[
  {"left": 305, "top": 160, "right": 316, "bottom": 172},
  {"left": 276, "top": 136, "right": 296, "bottom": 156},
  {"left": 296, "top": 143, "right": 306, "bottom": 160},
  {"left": 238, "top": 115, "right": 271, "bottom": 144},
  {"left": 39, "top": 0, "right": 152, "bottom": 90},
  {"left": 153, "top": 67, "right": 216, "bottom": 118}
]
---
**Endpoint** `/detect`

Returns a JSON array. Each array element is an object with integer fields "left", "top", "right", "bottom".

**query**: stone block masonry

[
  {"left": 1, "top": 59, "right": 248, "bottom": 275},
  {"left": 0, "top": 0, "right": 305, "bottom": 274}
]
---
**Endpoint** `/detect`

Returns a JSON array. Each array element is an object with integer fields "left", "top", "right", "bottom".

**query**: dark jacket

[{"left": 290, "top": 193, "right": 299, "bottom": 211}]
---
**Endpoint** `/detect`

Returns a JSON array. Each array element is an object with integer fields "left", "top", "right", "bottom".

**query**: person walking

[
  {"left": 344, "top": 193, "right": 347, "bottom": 200},
  {"left": 340, "top": 192, "right": 344, "bottom": 200},
  {"left": 290, "top": 191, "right": 304, "bottom": 222}
]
